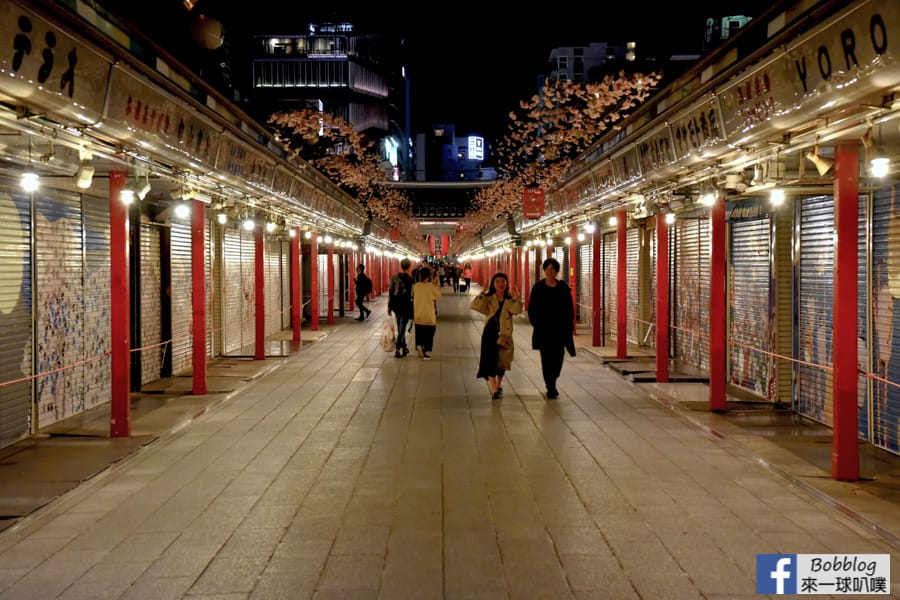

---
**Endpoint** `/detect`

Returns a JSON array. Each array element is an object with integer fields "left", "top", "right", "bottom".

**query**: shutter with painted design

[
  {"left": 674, "top": 218, "right": 711, "bottom": 373},
  {"left": 0, "top": 191, "right": 33, "bottom": 446},
  {"left": 798, "top": 195, "right": 834, "bottom": 426},
  {"left": 729, "top": 214, "right": 771, "bottom": 398},
  {"left": 81, "top": 195, "right": 111, "bottom": 411},
  {"left": 140, "top": 223, "right": 163, "bottom": 384},
  {"left": 35, "top": 191, "right": 85, "bottom": 427},
  {"left": 869, "top": 186, "right": 900, "bottom": 453}
]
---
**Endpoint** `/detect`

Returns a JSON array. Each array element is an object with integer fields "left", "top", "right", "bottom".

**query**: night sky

[{"left": 106, "top": 1, "right": 772, "bottom": 143}]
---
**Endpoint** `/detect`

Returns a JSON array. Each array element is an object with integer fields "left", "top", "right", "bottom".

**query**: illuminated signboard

[{"left": 468, "top": 136, "right": 484, "bottom": 160}]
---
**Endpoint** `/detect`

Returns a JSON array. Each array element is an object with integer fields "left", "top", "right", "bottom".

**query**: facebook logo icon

[{"left": 757, "top": 554, "right": 797, "bottom": 594}]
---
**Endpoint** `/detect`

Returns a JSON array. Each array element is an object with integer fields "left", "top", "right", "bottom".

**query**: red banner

[
  {"left": 523, "top": 187, "right": 545, "bottom": 219},
  {"left": 389, "top": 227, "right": 401, "bottom": 242}
]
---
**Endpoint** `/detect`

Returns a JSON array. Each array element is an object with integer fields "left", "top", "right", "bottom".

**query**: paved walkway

[{"left": 0, "top": 286, "right": 899, "bottom": 599}]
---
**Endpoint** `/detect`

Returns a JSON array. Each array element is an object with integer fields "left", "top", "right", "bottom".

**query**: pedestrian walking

[
  {"left": 413, "top": 266, "right": 442, "bottom": 360},
  {"left": 462, "top": 262, "right": 473, "bottom": 294},
  {"left": 471, "top": 272, "right": 522, "bottom": 399},
  {"left": 388, "top": 258, "right": 415, "bottom": 357},
  {"left": 527, "top": 258, "right": 576, "bottom": 399},
  {"left": 354, "top": 264, "right": 373, "bottom": 321}
]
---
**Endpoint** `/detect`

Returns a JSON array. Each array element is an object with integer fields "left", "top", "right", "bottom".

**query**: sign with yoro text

[
  {"left": 756, "top": 554, "right": 890, "bottom": 595},
  {"left": 523, "top": 187, "right": 545, "bottom": 219}
]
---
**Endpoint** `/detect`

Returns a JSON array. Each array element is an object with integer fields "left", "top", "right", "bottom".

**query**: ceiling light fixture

[
  {"left": 862, "top": 127, "right": 889, "bottom": 177},
  {"left": 805, "top": 142, "right": 834, "bottom": 176}
]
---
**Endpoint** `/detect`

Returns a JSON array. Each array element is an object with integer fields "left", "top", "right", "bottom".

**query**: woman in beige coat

[{"left": 470, "top": 272, "right": 523, "bottom": 399}]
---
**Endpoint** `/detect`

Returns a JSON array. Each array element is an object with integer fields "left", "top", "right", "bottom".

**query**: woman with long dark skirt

[{"left": 470, "top": 272, "right": 522, "bottom": 399}]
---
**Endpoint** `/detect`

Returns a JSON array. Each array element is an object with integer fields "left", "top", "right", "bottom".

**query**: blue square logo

[{"left": 757, "top": 554, "right": 797, "bottom": 594}]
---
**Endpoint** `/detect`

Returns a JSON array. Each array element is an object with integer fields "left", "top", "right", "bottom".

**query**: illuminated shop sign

[{"left": 468, "top": 136, "right": 484, "bottom": 160}]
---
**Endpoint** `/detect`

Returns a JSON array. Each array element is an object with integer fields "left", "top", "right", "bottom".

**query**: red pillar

[
  {"left": 327, "top": 242, "right": 335, "bottom": 325},
  {"left": 656, "top": 215, "right": 669, "bottom": 382},
  {"left": 832, "top": 142, "right": 860, "bottom": 481},
  {"left": 709, "top": 197, "right": 727, "bottom": 411},
  {"left": 109, "top": 171, "right": 130, "bottom": 437},
  {"left": 191, "top": 199, "right": 207, "bottom": 395},
  {"left": 592, "top": 226, "right": 602, "bottom": 347},
  {"left": 291, "top": 228, "right": 301, "bottom": 345},
  {"left": 348, "top": 250, "right": 356, "bottom": 310},
  {"left": 310, "top": 233, "right": 319, "bottom": 331},
  {"left": 616, "top": 209, "right": 627, "bottom": 359},
  {"left": 568, "top": 226, "right": 577, "bottom": 334},
  {"left": 254, "top": 226, "right": 265, "bottom": 360}
]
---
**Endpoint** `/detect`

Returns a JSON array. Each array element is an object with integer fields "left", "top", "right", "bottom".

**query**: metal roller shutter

[
  {"left": 223, "top": 226, "right": 243, "bottom": 355},
  {"left": 674, "top": 217, "right": 710, "bottom": 373},
  {"left": 577, "top": 244, "right": 592, "bottom": 326},
  {"left": 642, "top": 225, "right": 656, "bottom": 349},
  {"left": 798, "top": 195, "right": 834, "bottom": 426},
  {"left": 140, "top": 223, "right": 163, "bottom": 385},
  {"left": 281, "top": 240, "right": 291, "bottom": 329},
  {"left": 603, "top": 231, "right": 617, "bottom": 341},
  {"left": 729, "top": 215, "right": 771, "bottom": 398},
  {"left": 35, "top": 191, "right": 84, "bottom": 427},
  {"left": 0, "top": 191, "right": 33, "bottom": 446},
  {"left": 626, "top": 227, "right": 640, "bottom": 344},
  {"left": 857, "top": 193, "right": 869, "bottom": 443},
  {"left": 205, "top": 217, "right": 214, "bottom": 358},
  {"left": 241, "top": 229, "right": 256, "bottom": 351},
  {"left": 170, "top": 220, "right": 192, "bottom": 375},
  {"left": 81, "top": 195, "right": 111, "bottom": 411},
  {"left": 265, "top": 237, "right": 281, "bottom": 335},
  {"left": 870, "top": 186, "right": 900, "bottom": 453}
]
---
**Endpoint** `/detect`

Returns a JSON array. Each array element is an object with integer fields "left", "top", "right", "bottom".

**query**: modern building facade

[{"left": 250, "top": 22, "right": 411, "bottom": 179}]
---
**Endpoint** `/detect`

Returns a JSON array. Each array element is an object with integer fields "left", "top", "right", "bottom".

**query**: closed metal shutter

[
  {"left": 627, "top": 227, "right": 640, "bottom": 344},
  {"left": 265, "top": 237, "right": 282, "bottom": 335},
  {"left": 205, "top": 217, "right": 214, "bottom": 358},
  {"left": 674, "top": 217, "right": 710, "bottom": 373},
  {"left": 140, "top": 223, "right": 163, "bottom": 384},
  {"left": 170, "top": 220, "right": 192, "bottom": 375},
  {"left": 81, "top": 195, "right": 111, "bottom": 411},
  {"left": 798, "top": 195, "right": 834, "bottom": 426},
  {"left": 603, "top": 231, "right": 617, "bottom": 341},
  {"left": 729, "top": 215, "right": 772, "bottom": 398},
  {"left": 642, "top": 226, "right": 656, "bottom": 349},
  {"left": 870, "top": 186, "right": 900, "bottom": 453},
  {"left": 317, "top": 253, "right": 338, "bottom": 319},
  {"left": 281, "top": 240, "right": 291, "bottom": 329},
  {"left": 857, "top": 194, "right": 869, "bottom": 443},
  {"left": 553, "top": 246, "right": 566, "bottom": 280},
  {"left": 0, "top": 191, "right": 33, "bottom": 446},
  {"left": 222, "top": 226, "right": 248, "bottom": 355},
  {"left": 577, "top": 244, "right": 592, "bottom": 326},
  {"left": 35, "top": 192, "right": 84, "bottom": 427}
]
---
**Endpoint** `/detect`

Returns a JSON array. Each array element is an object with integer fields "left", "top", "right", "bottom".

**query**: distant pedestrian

[
  {"left": 462, "top": 262, "right": 473, "bottom": 294},
  {"left": 413, "top": 266, "right": 442, "bottom": 360},
  {"left": 388, "top": 258, "right": 415, "bottom": 357},
  {"left": 471, "top": 272, "right": 522, "bottom": 399},
  {"left": 527, "top": 258, "right": 575, "bottom": 399},
  {"left": 354, "top": 264, "right": 373, "bottom": 321},
  {"left": 449, "top": 263, "right": 460, "bottom": 293}
]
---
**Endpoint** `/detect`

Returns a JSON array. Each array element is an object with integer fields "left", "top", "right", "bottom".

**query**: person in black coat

[
  {"left": 354, "top": 264, "right": 373, "bottom": 321},
  {"left": 527, "top": 257, "right": 576, "bottom": 399}
]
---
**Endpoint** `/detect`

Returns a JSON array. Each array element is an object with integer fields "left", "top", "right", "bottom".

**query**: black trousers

[
  {"left": 539, "top": 345, "right": 565, "bottom": 391},
  {"left": 415, "top": 324, "right": 436, "bottom": 352},
  {"left": 356, "top": 296, "right": 369, "bottom": 317}
]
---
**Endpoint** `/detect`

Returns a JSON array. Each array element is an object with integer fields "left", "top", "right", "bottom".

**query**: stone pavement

[{"left": 0, "top": 285, "right": 898, "bottom": 599}]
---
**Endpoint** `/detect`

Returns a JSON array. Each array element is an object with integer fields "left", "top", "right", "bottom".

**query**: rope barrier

[{"left": 0, "top": 351, "right": 111, "bottom": 389}]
